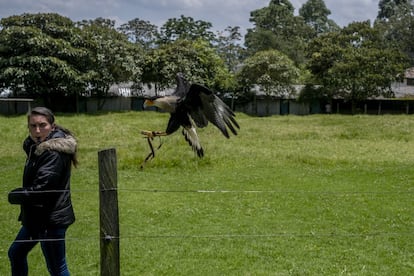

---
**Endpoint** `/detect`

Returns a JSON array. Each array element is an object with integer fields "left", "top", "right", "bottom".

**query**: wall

[{"left": 0, "top": 99, "right": 34, "bottom": 115}]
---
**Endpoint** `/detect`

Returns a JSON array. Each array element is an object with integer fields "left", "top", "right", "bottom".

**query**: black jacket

[{"left": 8, "top": 129, "right": 76, "bottom": 231}]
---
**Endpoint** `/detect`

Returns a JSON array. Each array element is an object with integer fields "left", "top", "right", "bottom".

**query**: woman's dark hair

[
  {"left": 27, "top": 107, "right": 78, "bottom": 167},
  {"left": 28, "top": 106, "right": 55, "bottom": 125}
]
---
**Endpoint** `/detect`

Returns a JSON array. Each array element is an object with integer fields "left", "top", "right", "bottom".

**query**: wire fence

[
  {"left": 2, "top": 187, "right": 413, "bottom": 245},
  {"left": 4, "top": 188, "right": 414, "bottom": 195}
]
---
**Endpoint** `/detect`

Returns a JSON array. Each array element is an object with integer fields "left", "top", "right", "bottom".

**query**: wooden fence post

[{"left": 98, "top": 148, "right": 120, "bottom": 276}]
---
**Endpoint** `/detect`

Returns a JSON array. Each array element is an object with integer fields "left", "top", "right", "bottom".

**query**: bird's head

[
  {"left": 143, "top": 96, "right": 179, "bottom": 113},
  {"left": 143, "top": 96, "right": 161, "bottom": 109}
]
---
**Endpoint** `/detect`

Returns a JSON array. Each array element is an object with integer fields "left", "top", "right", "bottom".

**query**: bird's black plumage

[{"left": 143, "top": 73, "right": 239, "bottom": 157}]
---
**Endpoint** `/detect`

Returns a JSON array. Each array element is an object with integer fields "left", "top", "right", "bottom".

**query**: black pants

[{"left": 8, "top": 226, "right": 70, "bottom": 276}]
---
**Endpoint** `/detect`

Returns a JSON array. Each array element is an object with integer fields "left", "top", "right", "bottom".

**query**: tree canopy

[
  {"left": 78, "top": 18, "right": 143, "bottom": 99},
  {"left": 299, "top": 0, "right": 340, "bottom": 34},
  {"left": 305, "top": 21, "right": 408, "bottom": 112},
  {"left": 143, "top": 38, "right": 232, "bottom": 93},
  {"left": 237, "top": 49, "right": 299, "bottom": 97},
  {"left": 375, "top": 0, "right": 414, "bottom": 63},
  {"left": 0, "top": 13, "right": 91, "bottom": 105},
  {"left": 159, "top": 15, "right": 216, "bottom": 43},
  {"left": 0, "top": 0, "right": 412, "bottom": 114},
  {"left": 245, "top": 0, "right": 315, "bottom": 64},
  {"left": 118, "top": 18, "right": 158, "bottom": 49}
]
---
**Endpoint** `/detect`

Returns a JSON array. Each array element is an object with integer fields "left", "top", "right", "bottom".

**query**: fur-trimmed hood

[{"left": 35, "top": 135, "right": 77, "bottom": 156}]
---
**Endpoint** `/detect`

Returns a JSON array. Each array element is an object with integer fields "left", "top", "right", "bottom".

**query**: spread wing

[
  {"left": 183, "top": 83, "right": 239, "bottom": 138},
  {"left": 172, "top": 72, "right": 191, "bottom": 99}
]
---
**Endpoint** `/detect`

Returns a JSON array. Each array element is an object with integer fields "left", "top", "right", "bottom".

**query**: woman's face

[{"left": 28, "top": 114, "right": 54, "bottom": 142}]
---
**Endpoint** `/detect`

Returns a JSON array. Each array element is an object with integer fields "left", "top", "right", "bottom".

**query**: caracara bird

[{"left": 141, "top": 73, "right": 239, "bottom": 161}]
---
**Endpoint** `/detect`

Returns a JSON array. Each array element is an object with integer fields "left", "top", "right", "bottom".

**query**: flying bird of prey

[{"left": 141, "top": 73, "right": 239, "bottom": 163}]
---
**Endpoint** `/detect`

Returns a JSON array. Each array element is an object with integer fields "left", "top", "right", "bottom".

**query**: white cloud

[
  {"left": 0, "top": 0, "right": 379, "bottom": 31},
  {"left": 324, "top": 0, "right": 378, "bottom": 26}
]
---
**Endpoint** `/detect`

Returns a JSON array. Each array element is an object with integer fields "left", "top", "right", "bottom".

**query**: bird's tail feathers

[{"left": 182, "top": 127, "right": 204, "bottom": 157}]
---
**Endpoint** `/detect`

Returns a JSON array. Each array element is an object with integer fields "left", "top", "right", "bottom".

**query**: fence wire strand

[
  {"left": 3, "top": 231, "right": 413, "bottom": 245},
  {"left": 3, "top": 188, "right": 414, "bottom": 195},
  {"left": 2, "top": 188, "right": 413, "bottom": 245}
]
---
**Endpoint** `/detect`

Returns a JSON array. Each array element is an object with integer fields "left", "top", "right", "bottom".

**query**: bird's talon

[{"left": 141, "top": 130, "right": 154, "bottom": 138}]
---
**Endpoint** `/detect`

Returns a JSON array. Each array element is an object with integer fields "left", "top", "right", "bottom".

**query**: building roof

[
  {"left": 108, "top": 82, "right": 175, "bottom": 97},
  {"left": 405, "top": 67, "right": 414, "bottom": 79}
]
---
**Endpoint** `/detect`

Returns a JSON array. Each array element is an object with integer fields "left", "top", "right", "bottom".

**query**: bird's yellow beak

[{"left": 143, "top": 99, "right": 154, "bottom": 109}]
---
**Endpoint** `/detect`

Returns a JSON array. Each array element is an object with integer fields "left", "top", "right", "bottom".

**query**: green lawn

[{"left": 1, "top": 112, "right": 413, "bottom": 275}]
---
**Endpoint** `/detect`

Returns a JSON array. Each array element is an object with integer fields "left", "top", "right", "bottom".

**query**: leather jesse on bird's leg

[
  {"left": 140, "top": 130, "right": 168, "bottom": 138},
  {"left": 140, "top": 130, "right": 166, "bottom": 168}
]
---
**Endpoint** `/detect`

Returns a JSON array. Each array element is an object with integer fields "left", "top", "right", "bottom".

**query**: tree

[
  {"left": 215, "top": 26, "right": 246, "bottom": 109},
  {"left": 375, "top": 0, "right": 414, "bottom": 64},
  {"left": 245, "top": 0, "right": 314, "bottom": 65},
  {"left": 78, "top": 18, "right": 144, "bottom": 108},
  {"left": 215, "top": 26, "right": 245, "bottom": 73},
  {"left": 158, "top": 15, "right": 215, "bottom": 44},
  {"left": 299, "top": 0, "right": 339, "bottom": 35},
  {"left": 237, "top": 50, "right": 299, "bottom": 115},
  {"left": 118, "top": 18, "right": 159, "bottom": 49},
  {"left": 142, "top": 38, "right": 232, "bottom": 96},
  {"left": 377, "top": 0, "right": 413, "bottom": 19},
  {"left": 305, "top": 21, "right": 408, "bottom": 113},
  {"left": 0, "top": 13, "right": 92, "bottom": 107}
]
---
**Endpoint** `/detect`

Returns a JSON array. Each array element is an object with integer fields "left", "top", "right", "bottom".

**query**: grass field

[{"left": 0, "top": 112, "right": 413, "bottom": 275}]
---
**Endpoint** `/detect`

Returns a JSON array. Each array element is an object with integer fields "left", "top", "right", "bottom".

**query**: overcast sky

[{"left": 0, "top": 0, "right": 379, "bottom": 35}]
